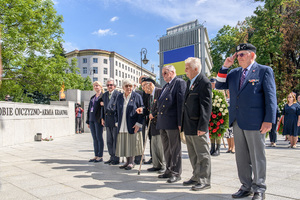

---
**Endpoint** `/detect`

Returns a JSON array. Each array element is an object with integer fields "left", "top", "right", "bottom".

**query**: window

[
  {"left": 93, "top": 58, "right": 98, "bottom": 63},
  {"left": 122, "top": 64, "right": 124, "bottom": 69},
  {"left": 104, "top": 68, "right": 108, "bottom": 74},
  {"left": 116, "top": 79, "right": 118, "bottom": 85},
  {"left": 83, "top": 67, "right": 87, "bottom": 74},
  {"left": 133, "top": 69, "right": 135, "bottom": 73},
  {"left": 119, "top": 63, "right": 121, "bottom": 68},
  {"left": 116, "top": 61, "right": 118, "bottom": 66},
  {"left": 104, "top": 59, "right": 108, "bottom": 64},
  {"left": 122, "top": 72, "right": 124, "bottom": 78},
  {"left": 128, "top": 67, "right": 130, "bottom": 72},
  {"left": 104, "top": 78, "right": 107, "bottom": 84},
  {"left": 93, "top": 77, "right": 98, "bottom": 82},
  {"left": 83, "top": 58, "right": 87, "bottom": 63},
  {"left": 125, "top": 65, "right": 127, "bottom": 70},
  {"left": 116, "top": 69, "right": 118, "bottom": 76},
  {"left": 93, "top": 67, "right": 98, "bottom": 74},
  {"left": 119, "top": 80, "right": 121, "bottom": 86},
  {"left": 119, "top": 71, "right": 121, "bottom": 77},
  {"left": 125, "top": 74, "right": 127, "bottom": 78}
]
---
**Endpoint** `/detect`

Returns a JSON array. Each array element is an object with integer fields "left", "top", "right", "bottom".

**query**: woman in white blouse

[{"left": 115, "top": 79, "right": 144, "bottom": 170}]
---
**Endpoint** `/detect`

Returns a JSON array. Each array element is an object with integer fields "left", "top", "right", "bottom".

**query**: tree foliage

[
  {"left": 0, "top": 0, "right": 90, "bottom": 103},
  {"left": 210, "top": 0, "right": 300, "bottom": 101}
]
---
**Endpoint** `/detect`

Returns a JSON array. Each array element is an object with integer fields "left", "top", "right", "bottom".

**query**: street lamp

[{"left": 140, "top": 48, "right": 149, "bottom": 76}]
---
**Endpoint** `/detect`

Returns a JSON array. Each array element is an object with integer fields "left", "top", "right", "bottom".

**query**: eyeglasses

[
  {"left": 106, "top": 84, "right": 114, "bottom": 87},
  {"left": 163, "top": 71, "right": 170, "bottom": 75},
  {"left": 237, "top": 52, "right": 250, "bottom": 58},
  {"left": 124, "top": 85, "right": 133, "bottom": 88}
]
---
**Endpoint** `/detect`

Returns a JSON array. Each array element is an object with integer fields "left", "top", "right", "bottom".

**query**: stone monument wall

[{"left": 0, "top": 101, "right": 75, "bottom": 147}]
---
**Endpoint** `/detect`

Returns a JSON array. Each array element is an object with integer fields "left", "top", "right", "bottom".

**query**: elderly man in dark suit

[
  {"left": 216, "top": 43, "right": 277, "bottom": 200},
  {"left": 181, "top": 57, "right": 212, "bottom": 191},
  {"left": 102, "top": 78, "right": 120, "bottom": 165},
  {"left": 156, "top": 65, "right": 186, "bottom": 183}
]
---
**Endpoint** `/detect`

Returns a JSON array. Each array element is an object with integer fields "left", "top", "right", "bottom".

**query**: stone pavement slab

[{"left": 0, "top": 132, "right": 299, "bottom": 200}]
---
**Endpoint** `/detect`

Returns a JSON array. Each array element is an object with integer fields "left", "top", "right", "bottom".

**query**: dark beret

[
  {"left": 210, "top": 78, "right": 216, "bottom": 83},
  {"left": 142, "top": 77, "right": 156, "bottom": 85},
  {"left": 236, "top": 43, "right": 256, "bottom": 53}
]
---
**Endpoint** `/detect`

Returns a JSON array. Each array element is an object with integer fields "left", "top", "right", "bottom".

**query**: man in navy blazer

[
  {"left": 216, "top": 43, "right": 277, "bottom": 200},
  {"left": 156, "top": 65, "right": 186, "bottom": 183},
  {"left": 101, "top": 78, "right": 120, "bottom": 165}
]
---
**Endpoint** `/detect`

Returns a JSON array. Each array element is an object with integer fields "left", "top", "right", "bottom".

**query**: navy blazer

[
  {"left": 216, "top": 62, "right": 277, "bottom": 130},
  {"left": 115, "top": 91, "right": 144, "bottom": 134},
  {"left": 86, "top": 93, "right": 103, "bottom": 124},
  {"left": 182, "top": 73, "right": 212, "bottom": 135},
  {"left": 156, "top": 77, "right": 187, "bottom": 130},
  {"left": 102, "top": 90, "right": 120, "bottom": 127}
]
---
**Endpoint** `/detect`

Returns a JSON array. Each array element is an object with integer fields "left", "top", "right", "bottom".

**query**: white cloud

[
  {"left": 63, "top": 42, "right": 79, "bottom": 53},
  {"left": 127, "top": 34, "right": 135, "bottom": 37},
  {"left": 92, "top": 28, "right": 117, "bottom": 36},
  {"left": 118, "top": 0, "right": 262, "bottom": 33},
  {"left": 110, "top": 16, "right": 119, "bottom": 22},
  {"left": 52, "top": 0, "right": 59, "bottom": 5}
]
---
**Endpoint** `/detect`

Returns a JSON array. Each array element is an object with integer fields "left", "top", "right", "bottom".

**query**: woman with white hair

[
  {"left": 115, "top": 79, "right": 144, "bottom": 170},
  {"left": 86, "top": 81, "right": 105, "bottom": 162}
]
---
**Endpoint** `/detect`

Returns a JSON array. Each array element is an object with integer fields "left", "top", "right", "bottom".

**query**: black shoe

[
  {"left": 252, "top": 192, "right": 265, "bottom": 200},
  {"left": 104, "top": 159, "right": 112, "bottom": 164},
  {"left": 212, "top": 144, "right": 220, "bottom": 156},
  {"left": 94, "top": 158, "right": 103, "bottom": 162},
  {"left": 144, "top": 158, "right": 152, "bottom": 164},
  {"left": 89, "top": 158, "right": 96, "bottom": 162},
  {"left": 147, "top": 167, "right": 161, "bottom": 172},
  {"left": 124, "top": 164, "right": 134, "bottom": 170},
  {"left": 232, "top": 189, "right": 253, "bottom": 198},
  {"left": 167, "top": 176, "right": 181, "bottom": 183},
  {"left": 119, "top": 164, "right": 128, "bottom": 169},
  {"left": 158, "top": 173, "right": 172, "bottom": 178},
  {"left": 191, "top": 183, "right": 211, "bottom": 191},
  {"left": 110, "top": 161, "right": 120, "bottom": 165},
  {"left": 183, "top": 179, "right": 198, "bottom": 186}
]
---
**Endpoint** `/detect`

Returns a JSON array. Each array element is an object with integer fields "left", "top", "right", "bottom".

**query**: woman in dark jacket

[
  {"left": 115, "top": 79, "right": 144, "bottom": 170},
  {"left": 86, "top": 81, "right": 104, "bottom": 162}
]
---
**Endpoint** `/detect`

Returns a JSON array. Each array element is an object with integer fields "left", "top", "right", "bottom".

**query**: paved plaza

[{"left": 0, "top": 131, "right": 299, "bottom": 200}]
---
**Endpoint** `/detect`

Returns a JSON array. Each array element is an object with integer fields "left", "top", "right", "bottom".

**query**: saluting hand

[{"left": 223, "top": 53, "right": 237, "bottom": 68}]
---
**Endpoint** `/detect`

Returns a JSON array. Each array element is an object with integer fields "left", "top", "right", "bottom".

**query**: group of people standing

[{"left": 84, "top": 43, "right": 298, "bottom": 200}]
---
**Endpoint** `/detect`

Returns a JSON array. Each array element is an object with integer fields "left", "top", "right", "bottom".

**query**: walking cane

[{"left": 137, "top": 119, "right": 151, "bottom": 175}]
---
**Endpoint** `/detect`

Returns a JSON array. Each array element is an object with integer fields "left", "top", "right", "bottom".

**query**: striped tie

[{"left": 239, "top": 68, "right": 248, "bottom": 90}]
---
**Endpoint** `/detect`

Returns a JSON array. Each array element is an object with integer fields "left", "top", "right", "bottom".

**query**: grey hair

[
  {"left": 163, "top": 65, "right": 176, "bottom": 74},
  {"left": 106, "top": 78, "right": 115, "bottom": 85},
  {"left": 122, "top": 78, "right": 134, "bottom": 88},
  {"left": 185, "top": 57, "right": 201, "bottom": 72}
]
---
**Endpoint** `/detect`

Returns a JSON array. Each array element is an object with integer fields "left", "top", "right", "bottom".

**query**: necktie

[
  {"left": 239, "top": 68, "right": 248, "bottom": 89},
  {"left": 109, "top": 92, "right": 112, "bottom": 99}
]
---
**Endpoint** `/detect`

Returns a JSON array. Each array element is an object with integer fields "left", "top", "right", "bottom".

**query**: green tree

[{"left": 210, "top": 25, "right": 240, "bottom": 74}]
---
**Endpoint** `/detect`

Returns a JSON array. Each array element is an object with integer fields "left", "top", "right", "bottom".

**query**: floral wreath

[{"left": 209, "top": 90, "right": 229, "bottom": 139}]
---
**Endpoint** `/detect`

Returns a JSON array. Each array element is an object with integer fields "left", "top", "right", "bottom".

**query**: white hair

[
  {"left": 163, "top": 65, "right": 176, "bottom": 74},
  {"left": 185, "top": 57, "right": 201, "bottom": 72},
  {"left": 122, "top": 79, "right": 134, "bottom": 88}
]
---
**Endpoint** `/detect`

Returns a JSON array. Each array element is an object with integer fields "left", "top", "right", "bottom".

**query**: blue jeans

[{"left": 89, "top": 121, "right": 104, "bottom": 157}]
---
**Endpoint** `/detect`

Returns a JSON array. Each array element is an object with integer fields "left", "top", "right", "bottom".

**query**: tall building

[
  {"left": 158, "top": 19, "right": 213, "bottom": 85},
  {"left": 66, "top": 49, "right": 156, "bottom": 91}
]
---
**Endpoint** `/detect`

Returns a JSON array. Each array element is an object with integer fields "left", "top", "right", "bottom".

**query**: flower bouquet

[
  {"left": 208, "top": 90, "right": 229, "bottom": 139},
  {"left": 42, "top": 136, "right": 53, "bottom": 141}
]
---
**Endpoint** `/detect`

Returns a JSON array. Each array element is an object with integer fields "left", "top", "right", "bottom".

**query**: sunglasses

[
  {"left": 106, "top": 84, "right": 114, "bottom": 87},
  {"left": 237, "top": 52, "right": 249, "bottom": 58},
  {"left": 124, "top": 85, "right": 132, "bottom": 88}
]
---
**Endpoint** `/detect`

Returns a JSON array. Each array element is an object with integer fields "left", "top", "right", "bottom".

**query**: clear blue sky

[{"left": 53, "top": 0, "right": 263, "bottom": 76}]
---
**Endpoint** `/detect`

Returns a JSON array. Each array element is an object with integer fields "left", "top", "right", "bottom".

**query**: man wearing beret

[
  {"left": 216, "top": 43, "right": 277, "bottom": 200},
  {"left": 136, "top": 77, "right": 165, "bottom": 173}
]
